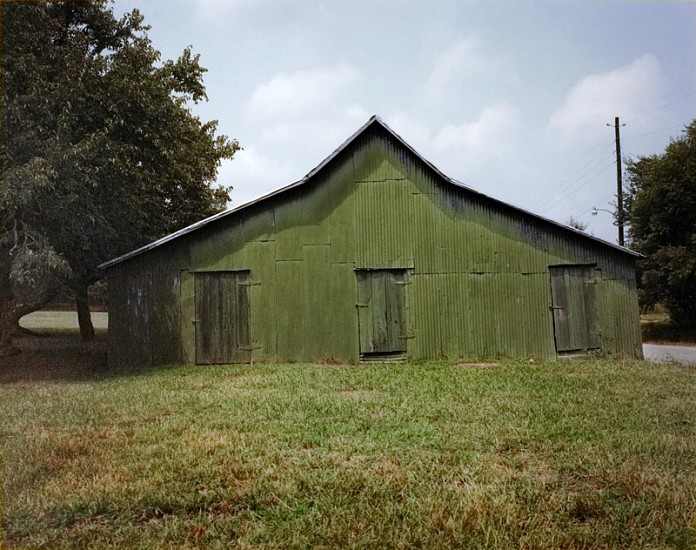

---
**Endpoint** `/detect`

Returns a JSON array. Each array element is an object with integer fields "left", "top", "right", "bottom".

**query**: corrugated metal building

[{"left": 101, "top": 116, "right": 643, "bottom": 367}]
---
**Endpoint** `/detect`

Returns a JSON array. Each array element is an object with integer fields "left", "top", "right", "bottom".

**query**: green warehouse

[{"left": 101, "top": 116, "right": 643, "bottom": 367}]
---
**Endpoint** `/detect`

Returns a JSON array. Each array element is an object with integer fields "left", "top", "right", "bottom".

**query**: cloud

[
  {"left": 424, "top": 38, "right": 497, "bottom": 101},
  {"left": 257, "top": 108, "right": 370, "bottom": 157},
  {"left": 435, "top": 102, "right": 520, "bottom": 150},
  {"left": 240, "top": 64, "right": 369, "bottom": 185},
  {"left": 193, "top": 0, "right": 268, "bottom": 26},
  {"left": 228, "top": 63, "right": 370, "bottom": 198},
  {"left": 246, "top": 63, "right": 361, "bottom": 121},
  {"left": 386, "top": 111, "right": 433, "bottom": 152},
  {"left": 193, "top": 0, "right": 239, "bottom": 24},
  {"left": 548, "top": 55, "right": 665, "bottom": 134},
  {"left": 220, "top": 146, "right": 297, "bottom": 207}
]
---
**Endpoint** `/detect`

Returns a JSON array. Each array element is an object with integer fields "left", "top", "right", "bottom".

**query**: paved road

[{"left": 643, "top": 343, "right": 696, "bottom": 366}]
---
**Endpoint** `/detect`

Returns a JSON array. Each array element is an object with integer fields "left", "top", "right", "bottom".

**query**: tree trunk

[
  {"left": 0, "top": 304, "right": 20, "bottom": 356},
  {"left": 75, "top": 284, "right": 95, "bottom": 341},
  {"left": 0, "top": 245, "right": 19, "bottom": 355}
]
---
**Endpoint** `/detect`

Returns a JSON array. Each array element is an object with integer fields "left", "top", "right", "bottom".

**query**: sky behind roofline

[{"left": 112, "top": 0, "right": 696, "bottom": 245}]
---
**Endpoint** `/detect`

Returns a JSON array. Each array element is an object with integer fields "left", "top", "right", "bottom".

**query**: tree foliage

[
  {"left": 624, "top": 120, "right": 696, "bottom": 331},
  {"left": 566, "top": 216, "right": 588, "bottom": 232},
  {"left": 1, "top": 1, "right": 239, "bottom": 349}
]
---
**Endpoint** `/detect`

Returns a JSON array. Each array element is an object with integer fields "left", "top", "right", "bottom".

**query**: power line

[
  {"left": 623, "top": 85, "right": 696, "bottom": 125},
  {"left": 624, "top": 123, "right": 687, "bottom": 140},
  {"left": 535, "top": 150, "right": 615, "bottom": 211},
  {"left": 532, "top": 147, "right": 615, "bottom": 212},
  {"left": 538, "top": 159, "right": 615, "bottom": 215}
]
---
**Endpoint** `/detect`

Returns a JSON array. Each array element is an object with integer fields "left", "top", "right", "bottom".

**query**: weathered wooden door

[
  {"left": 356, "top": 270, "right": 407, "bottom": 359},
  {"left": 549, "top": 265, "right": 601, "bottom": 353},
  {"left": 194, "top": 272, "right": 251, "bottom": 364}
]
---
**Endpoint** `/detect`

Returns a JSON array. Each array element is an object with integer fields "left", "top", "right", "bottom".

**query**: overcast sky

[{"left": 112, "top": 0, "right": 696, "bottom": 245}]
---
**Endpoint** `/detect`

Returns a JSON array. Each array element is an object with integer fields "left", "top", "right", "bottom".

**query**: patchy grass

[{"left": 2, "top": 349, "right": 695, "bottom": 548}]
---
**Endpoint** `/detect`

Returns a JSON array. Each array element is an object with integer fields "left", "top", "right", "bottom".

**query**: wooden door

[
  {"left": 356, "top": 270, "right": 407, "bottom": 358},
  {"left": 549, "top": 265, "right": 601, "bottom": 353},
  {"left": 195, "top": 272, "right": 251, "bottom": 364}
]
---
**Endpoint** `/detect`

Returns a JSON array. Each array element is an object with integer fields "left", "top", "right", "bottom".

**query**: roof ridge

[{"left": 100, "top": 116, "right": 639, "bottom": 269}]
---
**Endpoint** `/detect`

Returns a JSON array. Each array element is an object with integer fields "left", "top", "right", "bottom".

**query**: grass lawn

[{"left": 1, "top": 345, "right": 695, "bottom": 548}]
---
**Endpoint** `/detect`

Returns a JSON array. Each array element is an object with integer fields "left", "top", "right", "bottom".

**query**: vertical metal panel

[
  {"left": 274, "top": 260, "right": 304, "bottom": 360},
  {"left": 353, "top": 136, "right": 414, "bottom": 269},
  {"left": 599, "top": 277, "right": 643, "bottom": 358},
  {"left": 328, "top": 262, "right": 359, "bottom": 362},
  {"left": 248, "top": 240, "right": 276, "bottom": 360},
  {"left": 189, "top": 219, "right": 249, "bottom": 270},
  {"left": 302, "top": 244, "right": 332, "bottom": 360},
  {"left": 179, "top": 270, "right": 195, "bottom": 364},
  {"left": 195, "top": 272, "right": 216, "bottom": 362},
  {"left": 355, "top": 180, "right": 413, "bottom": 268},
  {"left": 273, "top": 198, "right": 305, "bottom": 261}
]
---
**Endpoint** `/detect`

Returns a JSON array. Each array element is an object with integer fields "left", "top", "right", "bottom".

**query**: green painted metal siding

[{"left": 107, "top": 128, "right": 642, "bottom": 367}]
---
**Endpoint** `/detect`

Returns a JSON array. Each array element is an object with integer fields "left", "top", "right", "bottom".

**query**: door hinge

[
  {"left": 549, "top": 306, "right": 563, "bottom": 310},
  {"left": 355, "top": 303, "right": 369, "bottom": 308},
  {"left": 238, "top": 281, "right": 261, "bottom": 287},
  {"left": 238, "top": 344, "right": 262, "bottom": 351}
]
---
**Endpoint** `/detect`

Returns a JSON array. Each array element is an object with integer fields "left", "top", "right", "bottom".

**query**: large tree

[
  {"left": 623, "top": 120, "right": 696, "bottom": 332},
  {"left": 1, "top": 1, "right": 239, "bottom": 351}
]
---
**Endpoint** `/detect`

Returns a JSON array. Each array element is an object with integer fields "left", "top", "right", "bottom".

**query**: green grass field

[{"left": 2, "top": 345, "right": 695, "bottom": 548}]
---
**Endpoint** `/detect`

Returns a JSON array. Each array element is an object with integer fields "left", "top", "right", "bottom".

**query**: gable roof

[{"left": 100, "top": 115, "right": 639, "bottom": 269}]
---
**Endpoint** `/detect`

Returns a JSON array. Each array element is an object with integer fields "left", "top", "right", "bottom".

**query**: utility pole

[{"left": 608, "top": 116, "right": 626, "bottom": 246}]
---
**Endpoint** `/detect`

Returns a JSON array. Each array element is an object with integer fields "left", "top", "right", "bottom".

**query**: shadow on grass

[
  {"left": 642, "top": 322, "right": 696, "bottom": 345},
  {"left": 0, "top": 332, "right": 176, "bottom": 384}
]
